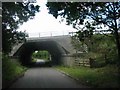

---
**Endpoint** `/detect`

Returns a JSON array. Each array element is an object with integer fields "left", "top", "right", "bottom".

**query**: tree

[
  {"left": 2, "top": 2, "right": 40, "bottom": 54},
  {"left": 46, "top": 2, "right": 120, "bottom": 64}
]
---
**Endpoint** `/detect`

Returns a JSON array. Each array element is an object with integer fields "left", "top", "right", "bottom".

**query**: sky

[{"left": 17, "top": 0, "right": 77, "bottom": 37}]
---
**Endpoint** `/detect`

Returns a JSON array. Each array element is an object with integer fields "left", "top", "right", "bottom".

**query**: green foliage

[
  {"left": 47, "top": 2, "right": 120, "bottom": 32},
  {"left": 55, "top": 65, "right": 119, "bottom": 88},
  {"left": 2, "top": 2, "right": 40, "bottom": 54},
  {"left": 46, "top": 2, "right": 120, "bottom": 65},
  {"left": 89, "top": 34, "right": 118, "bottom": 66},
  {"left": 32, "top": 50, "right": 51, "bottom": 61},
  {"left": 71, "top": 34, "right": 118, "bottom": 67},
  {"left": 2, "top": 54, "right": 27, "bottom": 81},
  {"left": 71, "top": 36, "right": 86, "bottom": 52}
]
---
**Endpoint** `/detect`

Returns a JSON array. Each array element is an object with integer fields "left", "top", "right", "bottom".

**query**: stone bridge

[{"left": 10, "top": 35, "right": 77, "bottom": 66}]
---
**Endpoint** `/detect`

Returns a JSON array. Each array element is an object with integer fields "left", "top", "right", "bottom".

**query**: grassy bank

[
  {"left": 2, "top": 54, "right": 27, "bottom": 88},
  {"left": 55, "top": 65, "right": 119, "bottom": 88}
]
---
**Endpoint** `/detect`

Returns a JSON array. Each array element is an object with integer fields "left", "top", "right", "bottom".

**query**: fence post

[
  {"left": 89, "top": 58, "right": 95, "bottom": 68},
  {"left": 83, "top": 60, "right": 84, "bottom": 66}
]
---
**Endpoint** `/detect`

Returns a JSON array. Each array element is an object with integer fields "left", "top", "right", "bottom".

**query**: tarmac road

[{"left": 10, "top": 67, "right": 88, "bottom": 88}]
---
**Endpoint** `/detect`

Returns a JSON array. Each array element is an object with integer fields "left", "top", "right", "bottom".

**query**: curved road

[{"left": 10, "top": 67, "right": 88, "bottom": 88}]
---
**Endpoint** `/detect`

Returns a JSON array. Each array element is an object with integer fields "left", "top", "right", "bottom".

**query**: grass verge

[
  {"left": 2, "top": 54, "right": 27, "bottom": 88},
  {"left": 55, "top": 65, "right": 119, "bottom": 88}
]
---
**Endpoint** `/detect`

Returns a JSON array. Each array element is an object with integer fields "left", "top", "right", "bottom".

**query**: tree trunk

[
  {"left": 113, "top": 17, "right": 120, "bottom": 88},
  {"left": 112, "top": 3, "right": 120, "bottom": 65},
  {"left": 115, "top": 32, "right": 120, "bottom": 63},
  {"left": 114, "top": 29, "right": 120, "bottom": 88},
  {"left": 114, "top": 23, "right": 120, "bottom": 65}
]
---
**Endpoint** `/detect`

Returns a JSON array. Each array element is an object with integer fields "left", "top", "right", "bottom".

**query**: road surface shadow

[{"left": 28, "top": 62, "right": 52, "bottom": 68}]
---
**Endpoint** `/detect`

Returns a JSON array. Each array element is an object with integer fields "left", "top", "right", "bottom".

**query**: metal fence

[
  {"left": 27, "top": 29, "right": 113, "bottom": 38},
  {"left": 27, "top": 31, "right": 76, "bottom": 37}
]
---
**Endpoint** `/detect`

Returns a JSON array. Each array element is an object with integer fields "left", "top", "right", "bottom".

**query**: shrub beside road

[{"left": 2, "top": 54, "right": 27, "bottom": 88}]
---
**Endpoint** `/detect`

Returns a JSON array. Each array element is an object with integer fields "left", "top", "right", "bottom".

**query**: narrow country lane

[{"left": 10, "top": 67, "right": 88, "bottom": 88}]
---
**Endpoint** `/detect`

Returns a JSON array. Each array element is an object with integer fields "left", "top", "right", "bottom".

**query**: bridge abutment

[{"left": 61, "top": 54, "right": 75, "bottom": 67}]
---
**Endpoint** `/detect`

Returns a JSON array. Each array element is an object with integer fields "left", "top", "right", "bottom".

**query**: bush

[
  {"left": 2, "top": 54, "right": 26, "bottom": 81},
  {"left": 77, "top": 34, "right": 117, "bottom": 67}
]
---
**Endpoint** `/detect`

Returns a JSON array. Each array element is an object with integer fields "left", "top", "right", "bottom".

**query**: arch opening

[
  {"left": 32, "top": 50, "right": 51, "bottom": 62},
  {"left": 14, "top": 40, "right": 67, "bottom": 67},
  {"left": 30, "top": 50, "right": 52, "bottom": 67}
]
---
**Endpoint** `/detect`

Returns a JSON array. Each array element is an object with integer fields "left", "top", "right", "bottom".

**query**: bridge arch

[{"left": 14, "top": 40, "right": 68, "bottom": 66}]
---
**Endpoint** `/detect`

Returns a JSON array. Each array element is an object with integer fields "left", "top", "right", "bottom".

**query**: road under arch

[{"left": 14, "top": 40, "right": 68, "bottom": 66}]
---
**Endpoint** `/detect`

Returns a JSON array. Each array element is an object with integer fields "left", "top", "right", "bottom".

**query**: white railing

[
  {"left": 28, "top": 31, "right": 76, "bottom": 38},
  {"left": 27, "top": 29, "right": 112, "bottom": 38}
]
